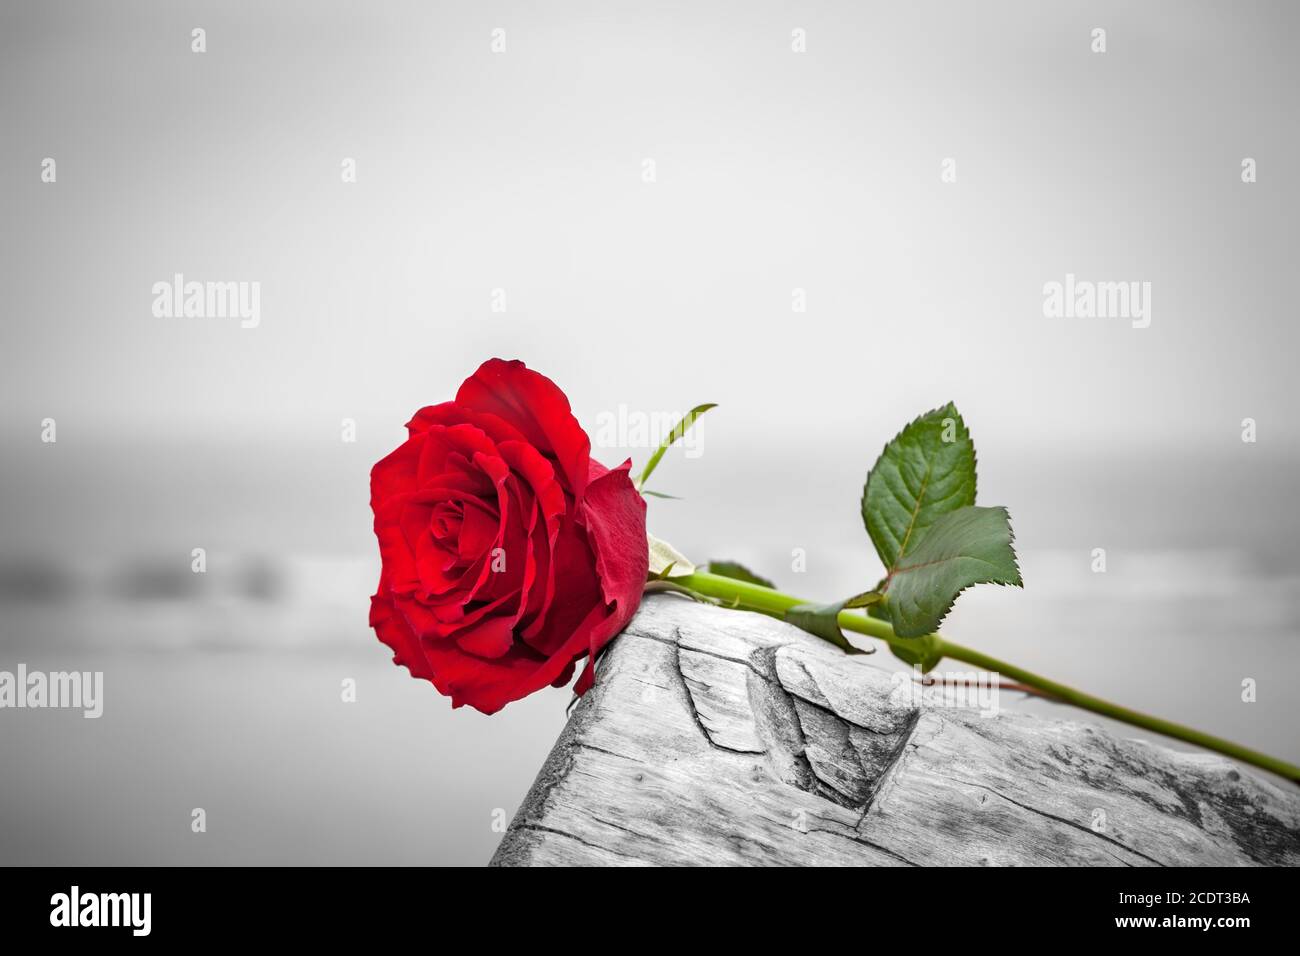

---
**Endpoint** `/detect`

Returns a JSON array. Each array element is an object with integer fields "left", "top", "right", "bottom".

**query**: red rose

[{"left": 369, "top": 359, "right": 648, "bottom": 714}]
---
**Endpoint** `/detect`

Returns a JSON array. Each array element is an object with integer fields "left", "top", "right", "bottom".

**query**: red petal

[
  {"left": 455, "top": 359, "right": 592, "bottom": 501},
  {"left": 370, "top": 591, "right": 435, "bottom": 681},
  {"left": 497, "top": 440, "right": 565, "bottom": 626},
  {"left": 580, "top": 461, "right": 649, "bottom": 612},
  {"left": 522, "top": 513, "right": 603, "bottom": 657},
  {"left": 457, "top": 498, "right": 499, "bottom": 559},
  {"left": 455, "top": 616, "right": 515, "bottom": 659},
  {"left": 416, "top": 423, "right": 501, "bottom": 486},
  {"left": 417, "top": 637, "right": 548, "bottom": 714},
  {"left": 407, "top": 402, "right": 528, "bottom": 445},
  {"left": 567, "top": 462, "right": 648, "bottom": 696},
  {"left": 370, "top": 433, "right": 423, "bottom": 509},
  {"left": 373, "top": 495, "right": 421, "bottom": 595},
  {"left": 550, "top": 660, "right": 576, "bottom": 689}
]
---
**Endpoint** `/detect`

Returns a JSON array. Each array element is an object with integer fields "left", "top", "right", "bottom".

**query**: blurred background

[{"left": 1, "top": 0, "right": 1297, "bottom": 864}]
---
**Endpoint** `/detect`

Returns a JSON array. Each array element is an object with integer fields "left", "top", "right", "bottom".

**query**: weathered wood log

[{"left": 491, "top": 596, "right": 1300, "bottom": 866}]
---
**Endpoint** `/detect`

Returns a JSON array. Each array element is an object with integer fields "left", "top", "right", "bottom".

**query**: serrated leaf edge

[
  {"left": 861, "top": 401, "right": 978, "bottom": 573},
  {"left": 883, "top": 506, "right": 1023, "bottom": 637}
]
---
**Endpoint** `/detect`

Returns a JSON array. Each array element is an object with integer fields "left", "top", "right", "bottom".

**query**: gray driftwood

[{"left": 491, "top": 596, "right": 1300, "bottom": 866}]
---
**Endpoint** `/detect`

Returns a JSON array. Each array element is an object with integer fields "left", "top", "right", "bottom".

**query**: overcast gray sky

[{"left": 3, "top": 1, "right": 1298, "bottom": 455}]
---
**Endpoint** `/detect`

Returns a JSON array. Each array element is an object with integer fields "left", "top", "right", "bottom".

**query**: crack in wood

[
  {"left": 515, "top": 824, "right": 643, "bottom": 862},
  {"left": 493, "top": 598, "right": 1300, "bottom": 866},
  {"left": 939, "top": 774, "right": 1167, "bottom": 867},
  {"left": 673, "top": 641, "right": 767, "bottom": 756}
]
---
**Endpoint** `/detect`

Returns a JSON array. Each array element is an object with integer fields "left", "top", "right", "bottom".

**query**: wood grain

[{"left": 491, "top": 596, "right": 1300, "bottom": 866}]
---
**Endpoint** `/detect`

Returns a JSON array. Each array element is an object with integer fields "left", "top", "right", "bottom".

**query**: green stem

[{"left": 672, "top": 570, "right": 1300, "bottom": 782}]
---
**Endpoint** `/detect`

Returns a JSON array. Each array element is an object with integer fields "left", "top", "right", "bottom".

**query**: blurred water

[{"left": 0, "top": 646, "right": 568, "bottom": 865}]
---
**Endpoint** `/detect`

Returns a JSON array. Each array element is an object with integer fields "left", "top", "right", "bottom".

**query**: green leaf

[
  {"left": 647, "top": 534, "right": 695, "bottom": 578},
  {"left": 706, "top": 560, "right": 775, "bottom": 590},
  {"left": 878, "top": 505, "right": 1022, "bottom": 637},
  {"left": 888, "top": 633, "right": 945, "bottom": 672},
  {"left": 862, "top": 403, "right": 976, "bottom": 574},
  {"left": 784, "top": 597, "right": 878, "bottom": 656},
  {"left": 635, "top": 403, "right": 717, "bottom": 493}
]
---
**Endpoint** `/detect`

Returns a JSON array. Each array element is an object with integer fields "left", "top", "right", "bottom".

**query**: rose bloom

[{"left": 369, "top": 359, "right": 648, "bottom": 714}]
